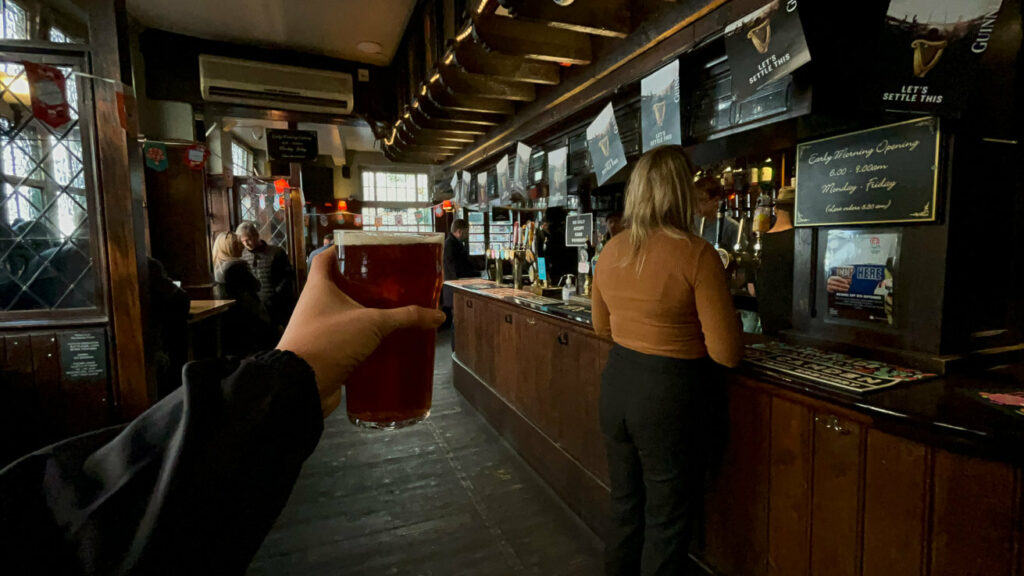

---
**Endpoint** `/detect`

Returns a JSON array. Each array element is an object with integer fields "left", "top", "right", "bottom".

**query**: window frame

[
  {"left": 359, "top": 169, "right": 434, "bottom": 233},
  {"left": 0, "top": 46, "right": 108, "bottom": 327}
]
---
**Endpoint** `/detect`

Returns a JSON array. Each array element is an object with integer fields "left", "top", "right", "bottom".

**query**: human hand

[
  {"left": 826, "top": 276, "right": 850, "bottom": 294},
  {"left": 277, "top": 249, "right": 446, "bottom": 418}
]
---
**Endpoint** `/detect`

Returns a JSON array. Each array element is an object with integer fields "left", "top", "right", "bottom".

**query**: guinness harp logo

[
  {"left": 911, "top": 37, "right": 948, "bottom": 78},
  {"left": 747, "top": 19, "right": 771, "bottom": 54},
  {"left": 653, "top": 99, "right": 667, "bottom": 126},
  {"left": 598, "top": 135, "right": 611, "bottom": 157}
]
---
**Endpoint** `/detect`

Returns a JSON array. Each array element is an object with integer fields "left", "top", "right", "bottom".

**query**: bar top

[
  {"left": 188, "top": 299, "right": 235, "bottom": 323},
  {"left": 447, "top": 280, "right": 1024, "bottom": 461}
]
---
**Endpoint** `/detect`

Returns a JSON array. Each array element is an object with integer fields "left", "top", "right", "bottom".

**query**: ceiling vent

[{"left": 199, "top": 55, "right": 354, "bottom": 115}]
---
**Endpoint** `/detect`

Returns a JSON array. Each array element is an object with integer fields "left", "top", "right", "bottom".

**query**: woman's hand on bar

[{"left": 277, "top": 249, "right": 446, "bottom": 418}]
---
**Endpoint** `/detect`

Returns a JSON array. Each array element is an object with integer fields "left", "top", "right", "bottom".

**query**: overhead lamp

[
  {"left": 339, "top": 200, "right": 348, "bottom": 212},
  {"left": 444, "top": 52, "right": 455, "bottom": 65},
  {"left": 420, "top": 85, "right": 428, "bottom": 96},
  {"left": 412, "top": 100, "right": 420, "bottom": 109},
  {"left": 429, "top": 72, "right": 440, "bottom": 84},
  {"left": 357, "top": 41, "right": 384, "bottom": 55},
  {"left": 456, "top": 25, "right": 473, "bottom": 42},
  {"left": 274, "top": 178, "right": 289, "bottom": 194},
  {"left": 476, "top": 0, "right": 489, "bottom": 14}
]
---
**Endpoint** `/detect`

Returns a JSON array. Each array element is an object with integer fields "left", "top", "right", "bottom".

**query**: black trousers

[{"left": 600, "top": 345, "right": 717, "bottom": 576}]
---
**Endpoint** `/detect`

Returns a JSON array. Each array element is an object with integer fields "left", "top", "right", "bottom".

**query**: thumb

[{"left": 375, "top": 305, "right": 446, "bottom": 338}]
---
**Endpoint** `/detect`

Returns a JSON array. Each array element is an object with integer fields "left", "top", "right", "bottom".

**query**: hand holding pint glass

[{"left": 277, "top": 243, "right": 445, "bottom": 424}]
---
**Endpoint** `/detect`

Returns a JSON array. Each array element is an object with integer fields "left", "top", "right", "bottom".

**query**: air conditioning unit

[{"left": 199, "top": 55, "right": 354, "bottom": 115}]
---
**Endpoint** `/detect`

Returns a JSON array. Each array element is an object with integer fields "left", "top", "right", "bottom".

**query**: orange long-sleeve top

[{"left": 592, "top": 229, "right": 743, "bottom": 368}]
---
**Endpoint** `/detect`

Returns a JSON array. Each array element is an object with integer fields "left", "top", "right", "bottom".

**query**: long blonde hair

[
  {"left": 212, "top": 231, "right": 244, "bottom": 270},
  {"left": 622, "top": 145, "right": 698, "bottom": 271}
]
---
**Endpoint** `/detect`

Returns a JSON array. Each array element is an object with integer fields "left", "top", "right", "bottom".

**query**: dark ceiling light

[{"left": 552, "top": 0, "right": 575, "bottom": 5}]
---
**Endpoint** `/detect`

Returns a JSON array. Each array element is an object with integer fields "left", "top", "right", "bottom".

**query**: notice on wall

[
  {"left": 267, "top": 129, "right": 319, "bottom": 161},
  {"left": 513, "top": 142, "right": 532, "bottom": 194},
  {"left": 641, "top": 60, "right": 682, "bottom": 152},
  {"left": 59, "top": 329, "right": 107, "bottom": 381},
  {"left": 875, "top": 0, "right": 1005, "bottom": 115},
  {"left": 795, "top": 116, "right": 940, "bottom": 226},
  {"left": 565, "top": 213, "right": 593, "bottom": 247},
  {"left": 585, "top": 103, "right": 627, "bottom": 186},
  {"left": 724, "top": 0, "right": 811, "bottom": 101},
  {"left": 497, "top": 154, "right": 511, "bottom": 204},
  {"left": 547, "top": 146, "right": 569, "bottom": 207},
  {"left": 824, "top": 230, "right": 900, "bottom": 325}
]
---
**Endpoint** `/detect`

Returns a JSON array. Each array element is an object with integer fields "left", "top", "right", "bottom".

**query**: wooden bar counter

[{"left": 448, "top": 281, "right": 1024, "bottom": 576}]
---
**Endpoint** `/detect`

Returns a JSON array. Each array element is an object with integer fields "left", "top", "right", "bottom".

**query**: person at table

[
  {"left": 306, "top": 233, "right": 334, "bottom": 272},
  {"left": 752, "top": 186, "right": 796, "bottom": 336},
  {"left": 213, "top": 231, "right": 277, "bottom": 356},
  {"left": 591, "top": 145, "right": 743, "bottom": 576},
  {"left": 236, "top": 221, "right": 295, "bottom": 330},
  {"left": 0, "top": 249, "right": 445, "bottom": 576}
]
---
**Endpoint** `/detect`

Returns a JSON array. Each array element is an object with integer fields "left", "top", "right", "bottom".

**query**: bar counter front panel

[{"left": 448, "top": 282, "right": 1024, "bottom": 576}]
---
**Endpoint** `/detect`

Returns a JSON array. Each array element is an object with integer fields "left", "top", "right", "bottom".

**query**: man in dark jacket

[
  {"left": 441, "top": 219, "right": 480, "bottom": 328},
  {"left": 237, "top": 222, "right": 295, "bottom": 329},
  {"left": 0, "top": 250, "right": 445, "bottom": 576}
]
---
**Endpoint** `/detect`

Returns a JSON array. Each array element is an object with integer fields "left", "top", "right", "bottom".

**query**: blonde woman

[
  {"left": 211, "top": 231, "right": 276, "bottom": 354},
  {"left": 591, "top": 146, "right": 742, "bottom": 576}
]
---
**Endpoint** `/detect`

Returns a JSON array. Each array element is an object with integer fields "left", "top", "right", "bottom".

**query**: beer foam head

[{"left": 335, "top": 231, "right": 444, "bottom": 246}]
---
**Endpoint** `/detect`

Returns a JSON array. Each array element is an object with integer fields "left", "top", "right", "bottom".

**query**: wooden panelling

[
  {"left": 494, "top": 303, "right": 519, "bottom": 406},
  {"left": 809, "top": 410, "right": 863, "bottom": 576},
  {"left": 703, "top": 382, "right": 771, "bottom": 576},
  {"left": 768, "top": 397, "right": 813, "bottom": 576},
  {"left": 931, "top": 450, "right": 1017, "bottom": 576},
  {"left": 453, "top": 292, "right": 479, "bottom": 373},
  {"left": 862, "top": 429, "right": 929, "bottom": 576}
]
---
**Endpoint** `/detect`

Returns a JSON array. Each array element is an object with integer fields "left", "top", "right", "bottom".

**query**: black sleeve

[
  {"left": 272, "top": 247, "right": 294, "bottom": 297},
  {"left": 0, "top": 350, "right": 323, "bottom": 576}
]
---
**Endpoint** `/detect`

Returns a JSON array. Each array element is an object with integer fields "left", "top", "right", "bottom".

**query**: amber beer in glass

[{"left": 334, "top": 231, "right": 444, "bottom": 428}]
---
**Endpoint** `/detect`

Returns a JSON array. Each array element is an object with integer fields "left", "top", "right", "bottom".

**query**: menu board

[
  {"left": 266, "top": 129, "right": 319, "bottom": 161},
  {"left": 795, "top": 116, "right": 940, "bottom": 226}
]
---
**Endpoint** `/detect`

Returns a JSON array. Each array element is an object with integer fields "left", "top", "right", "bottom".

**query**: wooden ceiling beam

[
  {"left": 400, "top": 124, "right": 476, "bottom": 144},
  {"left": 384, "top": 147, "right": 448, "bottom": 165},
  {"left": 472, "top": 13, "right": 593, "bottom": 65},
  {"left": 416, "top": 99, "right": 506, "bottom": 126},
  {"left": 508, "top": 0, "right": 631, "bottom": 38},
  {"left": 407, "top": 111, "right": 489, "bottom": 135},
  {"left": 438, "top": 64, "right": 536, "bottom": 102},
  {"left": 427, "top": 83, "right": 516, "bottom": 115},
  {"left": 453, "top": 40, "right": 561, "bottom": 85}
]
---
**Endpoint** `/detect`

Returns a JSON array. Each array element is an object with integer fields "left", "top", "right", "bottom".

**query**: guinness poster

[
  {"left": 477, "top": 172, "right": 487, "bottom": 207},
  {"left": 450, "top": 173, "right": 460, "bottom": 205},
  {"left": 875, "top": 0, "right": 1004, "bottom": 114},
  {"left": 724, "top": 0, "right": 811, "bottom": 101},
  {"left": 497, "top": 154, "right": 511, "bottom": 204},
  {"left": 513, "top": 142, "right": 532, "bottom": 194},
  {"left": 547, "top": 146, "right": 569, "bottom": 207},
  {"left": 586, "top": 103, "right": 627, "bottom": 186},
  {"left": 462, "top": 171, "right": 471, "bottom": 207},
  {"left": 641, "top": 61, "right": 682, "bottom": 152}
]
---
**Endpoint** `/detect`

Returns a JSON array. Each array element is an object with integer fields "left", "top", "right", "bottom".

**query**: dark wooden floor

[{"left": 247, "top": 330, "right": 604, "bottom": 576}]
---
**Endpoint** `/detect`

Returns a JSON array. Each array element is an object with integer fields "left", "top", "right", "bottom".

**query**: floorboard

[{"left": 247, "top": 330, "right": 604, "bottom": 576}]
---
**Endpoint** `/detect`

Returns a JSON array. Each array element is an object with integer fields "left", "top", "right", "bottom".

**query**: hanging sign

[
  {"left": 641, "top": 60, "right": 682, "bottom": 151},
  {"left": 874, "top": 0, "right": 1005, "bottom": 115},
  {"left": 259, "top": 194, "right": 267, "bottom": 210},
  {"left": 434, "top": 204, "right": 444, "bottom": 217},
  {"left": 513, "top": 142, "right": 532, "bottom": 193},
  {"left": 547, "top": 146, "right": 569, "bottom": 206},
  {"left": 450, "top": 173, "right": 460, "bottom": 204},
  {"left": 415, "top": 210, "right": 424, "bottom": 223},
  {"left": 462, "top": 171, "right": 472, "bottom": 205},
  {"left": 143, "top": 142, "right": 168, "bottom": 172},
  {"left": 496, "top": 154, "right": 511, "bottom": 204},
  {"left": 319, "top": 214, "right": 328, "bottom": 226},
  {"left": 275, "top": 193, "right": 285, "bottom": 211},
  {"left": 566, "top": 213, "right": 593, "bottom": 248},
  {"left": 794, "top": 117, "right": 940, "bottom": 226},
  {"left": 396, "top": 214, "right": 404, "bottom": 225},
  {"left": 824, "top": 230, "right": 900, "bottom": 325},
  {"left": 266, "top": 129, "right": 319, "bottom": 161},
  {"left": 724, "top": 0, "right": 811, "bottom": 101},
  {"left": 477, "top": 172, "right": 487, "bottom": 207},
  {"left": 585, "top": 103, "right": 627, "bottom": 186},
  {"left": 184, "top": 144, "right": 208, "bottom": 170},
  {"left": 23, "top": 61, "right": 72, "bottom": 129},
  {"left": 354, "top": 215, "right": 363, "bottom": 227}
]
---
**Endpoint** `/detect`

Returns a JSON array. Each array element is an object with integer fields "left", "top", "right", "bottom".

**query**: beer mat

[
  {"left": 975, "top": 391, "right": 1024, "bottom": 417},
  {"left": 743, "top": 341, "right": 936, "bottom": 394}
]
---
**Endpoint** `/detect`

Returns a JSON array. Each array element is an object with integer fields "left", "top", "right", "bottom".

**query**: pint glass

[{"left": 334, "top": 231, "right": 444, "bottom": 429}]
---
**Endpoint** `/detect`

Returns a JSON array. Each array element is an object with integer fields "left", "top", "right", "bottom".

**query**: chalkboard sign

[
  {"left": 267, "top": 129, "right": 319, "bottom": 161},
  {"left": 795, "top": 117, "right": 940, "bottom": 227},
  {"left": 566, "top": 213, "right": 593, "bottom": 247}
]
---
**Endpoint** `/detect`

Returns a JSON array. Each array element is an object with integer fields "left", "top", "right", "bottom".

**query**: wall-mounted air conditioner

[{"left": 199, "top": 55, "right": 354, "bottom": 115}]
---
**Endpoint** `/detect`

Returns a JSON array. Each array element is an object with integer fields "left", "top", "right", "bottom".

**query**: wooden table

[{"left": 186, "top": 299, "right": 235, "bottom": 360}]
